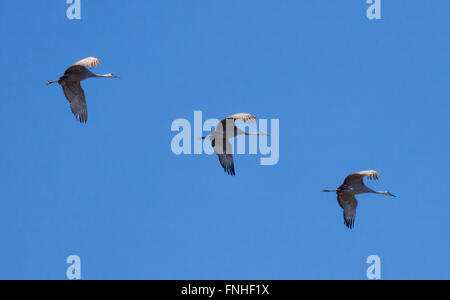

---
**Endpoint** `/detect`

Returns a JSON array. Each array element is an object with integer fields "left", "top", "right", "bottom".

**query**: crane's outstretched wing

[
  {"left": 338, "top": 192, "right": 358, "bottom": 229},
  {"left": 72, "top": 57, "right": 100, "bottom": 69},
  {"left": 212, "top": 138, "right": 235, "bottom": 176},
  {"left": 217, "top": 113, "right": 257, "bottom": 135},
  {"left": 218, "top": 153, "right": 235, "bottom": 176},
  {"left": 343, "top": 170, "right": 380, "bottom": 186},
  {"left": 220, "top": 113, "right": 257, "bottom": 127},
  {"left": 62, "top": 82, "right": 88, "bottom": 123}
]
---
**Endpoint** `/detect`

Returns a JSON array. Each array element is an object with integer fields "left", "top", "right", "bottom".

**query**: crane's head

[{"left": 105, "top": 73, "right": 119, "bottom": 78}]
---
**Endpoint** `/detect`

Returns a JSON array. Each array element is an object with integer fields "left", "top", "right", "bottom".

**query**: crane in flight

[
  {"left": 202, "top": 113, "right": 266, "bottom": 176},
  {"left": 323, "top": 170, "right": 396, "bottom": 229},
  {"left": 46, "top": 57, "right": 119, "bottom": 123}
]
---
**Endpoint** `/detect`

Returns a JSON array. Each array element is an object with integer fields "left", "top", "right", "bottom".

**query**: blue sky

[{"left": 0, "top": 1, "right": 449, "bottom": 279}]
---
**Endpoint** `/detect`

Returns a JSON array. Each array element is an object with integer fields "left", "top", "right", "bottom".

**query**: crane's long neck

[
  {"left": 94, "top": 73, "right": 116, "bottom": 78},
  {"left": 322, "top": 189, "right": 337, "bottom": 193},
  {"left": 372, "top": 190, "right": 396, "bottom": 197},
  {"left": 243, "top": 131, "right": 267, "bottom": 136},
  {"left": 361, "top": 185, "right": 395, "bottom": 197},
  {"left": 233, "top": 127, "right": 267, "bottom": 137}
]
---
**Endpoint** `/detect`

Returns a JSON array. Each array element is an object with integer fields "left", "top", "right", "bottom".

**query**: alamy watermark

[
  {"left": 66, "top": 255, "right": 81, "bottom": 280},
  {"left": 366, "top": 0, "right": 381, "bottom": 20},
  {"left": 366, "top": 255, "right": 381, "bottom": 280},
  {"left": 65, "top": 1, "right": 381, "bottom": 21},
  {"left": 66, "top": 0, "right": 81, "bottom": 20},
  {"left": 170, "top": 111, "right": 279, "bottom": 166}
]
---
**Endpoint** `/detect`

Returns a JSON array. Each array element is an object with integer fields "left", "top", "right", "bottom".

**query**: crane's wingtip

[{"left": 345, "top": 221, "right": 355, "bottom": 229}]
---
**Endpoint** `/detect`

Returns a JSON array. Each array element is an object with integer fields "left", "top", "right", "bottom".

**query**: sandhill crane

[
  {"left": 202, "top": 113, "right": 266, "bottom": 176},
  {"left": 323, "top": 170, "right": 396, "bottom": 229},
  {"left": 46, "top": 57, "right": 118, "bottom": 123}
]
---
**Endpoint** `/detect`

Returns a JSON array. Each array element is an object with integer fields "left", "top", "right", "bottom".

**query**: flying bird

[
  {"left": 323, "top": 170, "right": 396, "bottom": 229},
  {"left": 202, "top": 113, "right": 266, "bottom": 176},
  {"left": 46, "top": 57, "right": 119, "bottom": 123}
]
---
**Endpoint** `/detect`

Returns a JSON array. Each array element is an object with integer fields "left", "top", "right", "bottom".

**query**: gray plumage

[
  {"left": 202, "top": 113, "right": 266, "bottom": 176},
  {"left": 46, "top": 57, "right": 118, "bottom": 123},
  {"left": 323, "top": 170, "right": 396, "bottom": 229}
]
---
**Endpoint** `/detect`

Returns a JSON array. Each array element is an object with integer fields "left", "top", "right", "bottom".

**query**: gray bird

[
  {"left": 46, "top": 57, "right": 118, "bottom": 123},
  {"left": 201, "top": 113, "right": 267, "bottom": 176},
  {"left": 323, "top": 170, "right": 396, "bottom": 229}
]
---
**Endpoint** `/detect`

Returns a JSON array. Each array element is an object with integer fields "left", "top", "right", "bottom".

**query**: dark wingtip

[
  {"left": 224, "top": 165, "right": 236, "bottom": 176},
  {"left": 344, "top": 219, "right": 355, "bottom": 229},
  {"left": 75, "top": 114, "right": 88, "bottom": 124}
]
